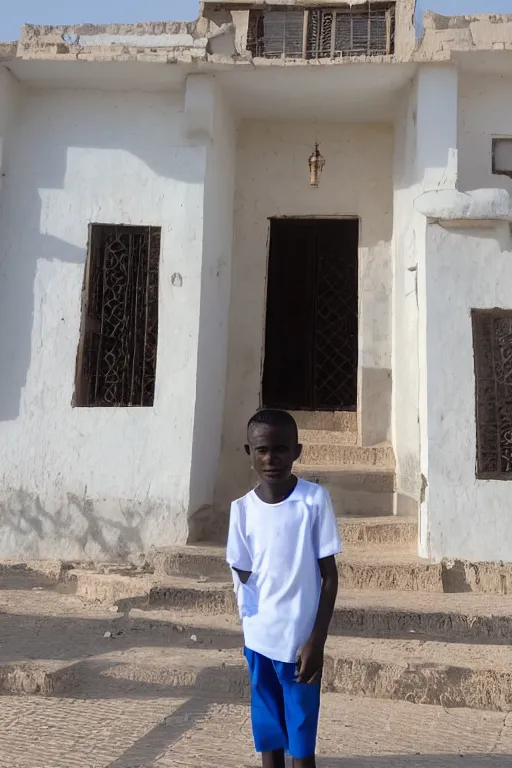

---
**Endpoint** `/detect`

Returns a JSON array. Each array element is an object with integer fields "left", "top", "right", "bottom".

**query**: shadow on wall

[
  {"left": 1, "top": 488, "right": 146, "bottom": 561},
  {"left": 0, "top": 89, "right": 200, "bottom": 422}
]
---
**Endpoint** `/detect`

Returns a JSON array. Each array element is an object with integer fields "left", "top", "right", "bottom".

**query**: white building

[{"left": 1, "top": 2, "right": 512, "bottom": 564}]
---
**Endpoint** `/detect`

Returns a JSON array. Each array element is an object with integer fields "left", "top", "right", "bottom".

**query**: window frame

[{"left": 74, "top": 223, "right": 161, "bottom": 408}]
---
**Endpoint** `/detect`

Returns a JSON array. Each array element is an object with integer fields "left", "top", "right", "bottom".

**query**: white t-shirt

[{"left": 226, "top": 478, "right": 342, "bottom": 664}]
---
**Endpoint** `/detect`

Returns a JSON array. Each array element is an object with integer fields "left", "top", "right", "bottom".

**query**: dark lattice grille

[
  {"left": 75, "top": 225, "right": 160, "bottom": 407},
  {"left": 473, "top": 309, "right": 512, "bottom": 478},
  {"left": 247, "top": 9, "right": 304, "bottom": 58},
  {"left": 314, "top": 233, "right": 358, "bottom": 409},
  {"left": 248, "top": 3, "right": 394, "bottom": 60},
  {"left": 262, "top": 219, "right": 358, "bottom": 412},
  {"left": 309, "top": 5, "right": 394, "bottom": 58}
]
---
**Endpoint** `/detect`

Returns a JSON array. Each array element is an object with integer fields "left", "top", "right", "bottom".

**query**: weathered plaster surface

[
  {"left": 418, "top": 12, "right": 512, "bottom": 59},
  {"left": 7, "top": 2, "right": 512, "bottom": 67},
  {"left": 392, "top": 66, "right": 458, "bottom": 538},
  {"left": 458, "top": 73, "right": 512, "bottom": 195},
  {"left": 424, "top": 220, "right": 512, "bottom": 562},
  {"left": 0, "top": 42, "right": 16, "bottom": 61},
  {"left": 0, "top": 67, "right": 19, "bottom": 198},
  {"left": 15, "top": 22, "right": 210, "bottom": 64},
  {"left": 215, "top": 119, "right": 394, "bottom": 512},
  {"left": 416, "top": 188, "right": 512, "bottom": 221},
  {"left": 0, "top": 86, "right": 209, "bottom": 561},
  {"left": 392, "top": 78, "right": 423, "bottom": 519},
  {"left": 186, "top": 76, "right": 237, "bottom": 542}
]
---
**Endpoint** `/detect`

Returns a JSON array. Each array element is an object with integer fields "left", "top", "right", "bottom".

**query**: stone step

[
  {"left": 4, "top": 570, "right": 512, "bottom": 715},
  {"left": 297, "top": 444, "right": 395, "bottom": 468},
  {"left": 135, "top": 585, "right": 512, "bottom": 644},
  {"left": 0, "top": 660, "right": 79, "bottom": 695},
  {"left": 67, "top": 563, "right": 444, "bottom": 613},
  {"left": 81, "top": 634, "right": 512, "bottom": 711},
  {"left": 20, "top": 609, "right": 512, "bottom": 712},
  {"left": 297, "top": 466, "right": 395, "bottom": 516},
  {"left": 298, "top": 428, "right": 358, "bottom": 446},
  {"left": 324, "top": 635, "right": 512, "bottom": 711},
  {"left": 143, "top": 546, "right": 438, "bottom": 590},
  {"left": 340, "top": 516, "right": 416, "bottom": 548},
  {"left": 201, "top": 516, "right": 416, "bottom": 551},
  {"left": 290, "top": 410, "right": 356, "bottom": 432}
]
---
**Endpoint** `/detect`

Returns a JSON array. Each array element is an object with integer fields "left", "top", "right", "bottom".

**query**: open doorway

[{"left": 262, "top": 218, "right": 358, "bottom": 411}]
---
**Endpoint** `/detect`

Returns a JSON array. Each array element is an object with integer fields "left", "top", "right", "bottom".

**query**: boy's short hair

[{"left": 247, "top": 409, "right": 299, "bottom": 443}]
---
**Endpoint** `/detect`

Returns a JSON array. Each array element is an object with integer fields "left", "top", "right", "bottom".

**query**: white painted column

[
  {"left": 415, "top": 66, "right": 458, "bottom": 556},
  {"left": 0, "top": 68, "right": 19, "bottom": 205},
  {"left": 184, "top": 75, "right": 237, "bottom": 540},
  {"left": 415, "top": 188, "right": 512, "bottom": 562},
  {"left": 392, "top": 64, "right": 458, "bottom": 551}
]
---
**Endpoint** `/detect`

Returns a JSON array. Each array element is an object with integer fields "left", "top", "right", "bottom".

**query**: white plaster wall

[
  {"left": 0, "top": 68, "right": 20, "bottom": 206},
  {"left": 0, "top": 86, "right": 207, "bottom": 561},
  {"left": 392, "top": 65, "right": 458, "bottom": 544},
  {"left": 188, "top": 79, "right": 236, "bottom": 540},
  {"left": 458, "top": 73, "right": 512, "bottom": 194},
  {"left": 216, "top": 119, "right": 393, "bottom": 511},
  {"left": 392, "top": 77, "right": 424, "bottom": 518},
  {"left": 425, "top": 222, "right": 512, "bottom": 562}
]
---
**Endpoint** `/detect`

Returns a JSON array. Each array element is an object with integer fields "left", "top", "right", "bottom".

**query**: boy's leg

[
  {"left": 245, "top": 648, "right": 289, "bottom": 762},
  {"left": 262, "top": 749, "right": 286, "bottom": 768},
  {"left": 292, "top": 756, "right": 315, "bottom": 768},
  {"left": 274, "top": 660, "right": 321, "bottom": 768}
]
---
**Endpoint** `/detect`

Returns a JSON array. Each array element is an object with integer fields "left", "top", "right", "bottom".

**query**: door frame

[{"left": 259, "top": 214, "right": 361, "bottom": 415}]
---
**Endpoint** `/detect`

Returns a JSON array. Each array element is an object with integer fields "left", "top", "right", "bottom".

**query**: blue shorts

[{"left": 245, "top": 647, "right": 321, "bottom": 759}]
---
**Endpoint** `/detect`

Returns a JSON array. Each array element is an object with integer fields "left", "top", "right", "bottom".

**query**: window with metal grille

[
  {"left": 472, "top": 309, "right": 512, "bottom": 479},
  {"left": 247, "top": 3, "right": 395, "bottom": 59},
  {"left": 75, "top": 224, "right": 160, "bottom": 407}
]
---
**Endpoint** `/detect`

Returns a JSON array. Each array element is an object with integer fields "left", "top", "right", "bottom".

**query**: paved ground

[
  {"left": 2, "top": 570, "right": 512, "bottom": 767},
  {"left": 1, "top": 692, "right": 512, "bottom": 767}
]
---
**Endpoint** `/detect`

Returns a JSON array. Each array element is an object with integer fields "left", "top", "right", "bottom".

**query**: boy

[{"left": 226, "top": 409, "right": 341, "bottom": 768}]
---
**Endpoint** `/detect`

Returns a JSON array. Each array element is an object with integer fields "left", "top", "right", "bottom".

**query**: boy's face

[{"left": 245, "top": 424, "right": 302, "bottom": 485}]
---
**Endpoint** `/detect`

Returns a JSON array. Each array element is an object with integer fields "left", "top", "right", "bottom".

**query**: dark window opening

[
  {"left": 75, "top": 224, "right": 161, "bottom": 407},
  {"left": 262, "top": 218, "right": 358, "bottom": 412},
  {"left": 247, "top": 3, "right": 395, "bottom": 60},
  {"left": 472, "top": 309, "right": 512, "bottom": 479},
  {"left": 492, "top": 137, "right": 512, "bottom": 179}
]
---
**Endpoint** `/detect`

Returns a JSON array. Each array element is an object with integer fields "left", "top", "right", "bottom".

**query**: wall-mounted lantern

[{"left": 308, "top": 143, "right": 325, "bottom": 187}]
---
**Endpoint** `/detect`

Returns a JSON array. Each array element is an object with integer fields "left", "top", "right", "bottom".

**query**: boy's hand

[{"left": 295, "top": 637, "right": 324, "bottom": 684}]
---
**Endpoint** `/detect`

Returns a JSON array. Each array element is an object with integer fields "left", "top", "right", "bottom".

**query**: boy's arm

[
  {"left": 295, "top": 555, "right": 338, "bottom": 684},
  {"left": 233, "top": 567, "right": 252, "bottom": 584},
  {"left": 296, "top": 487, "right": 341, "bottom": 684},
  {"left": 226, "top": 501, "right": 253, "bottom": 583}
]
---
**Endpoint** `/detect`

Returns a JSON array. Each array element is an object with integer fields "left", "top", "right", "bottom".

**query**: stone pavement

[
  {"left": 1, "top": 692, "right": 512, "bottom": 767},
  {"left": 1, "top": 569, "right": 512, "bottom": 767}
]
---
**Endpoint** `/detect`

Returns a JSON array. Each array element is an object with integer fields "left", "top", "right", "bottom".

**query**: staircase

[
  {"left": 56, "top": 411, "right": 512, "bottom": 711},
  {"left": 293, "top": 410, "right": 396, "bottom": 517},
  {"left": 4, "top": 413, "right": 512, "bottom": 716},
  {"left": 52, "top": 514, "right": 512, "bottom": 713}
]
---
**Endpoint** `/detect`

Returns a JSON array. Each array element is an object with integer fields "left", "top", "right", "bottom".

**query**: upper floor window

[
  {"left": 247, "top": 3, "right": 395, "bottom": 60},
  {"left": 492, "top": 138, "right": 512, "bottom": 179}
]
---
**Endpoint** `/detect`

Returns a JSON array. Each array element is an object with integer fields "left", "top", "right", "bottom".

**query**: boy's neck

[{"left": 255, "top": 474, "right": 298, "bottom": 505}]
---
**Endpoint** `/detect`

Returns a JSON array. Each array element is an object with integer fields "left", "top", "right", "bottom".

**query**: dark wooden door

[{"left": 262, "top": 218, "right": 358, "bottom": 411}]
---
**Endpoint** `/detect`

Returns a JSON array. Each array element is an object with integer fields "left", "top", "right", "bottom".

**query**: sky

[{"left": 1, "top": 0, "right": 512, "bottom": 42}]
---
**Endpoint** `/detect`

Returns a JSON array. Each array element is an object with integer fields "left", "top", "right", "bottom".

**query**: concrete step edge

[
  {"left": 298, "top": 445, "right": 395, "bottom": 469},
  {"left": 290, "top": 411, "right": 357, "bottom": 432},
  {"left": 299, "top": 429, "right": 358, "bottom": 445},
  {"left": 5, "top": 645, "right": 512, "bottom": 712},
  {"left": 0, "top": 659, "right": 79, "bottom": 695}
]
